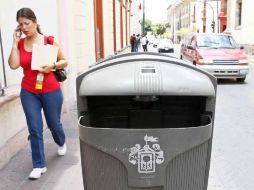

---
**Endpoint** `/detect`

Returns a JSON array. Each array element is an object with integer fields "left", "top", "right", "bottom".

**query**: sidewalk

[
  {"left": 0, "top": 48, "right": 134, "bottom": 190},
  {"left": 0, "top": 103, "right": 84, "bottom": 190}
]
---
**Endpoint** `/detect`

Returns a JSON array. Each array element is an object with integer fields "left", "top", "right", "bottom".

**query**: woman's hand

[
  {"left": 8, "top": 27, "right": 22, "bottom": 70},
  {"left": 38, "top": 64, "right": 54, "bottom": 73},
  {"left": 13, "top": 26, "right": 22, "bottom": 44}
]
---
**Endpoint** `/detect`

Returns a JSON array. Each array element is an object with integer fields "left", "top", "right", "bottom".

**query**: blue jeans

[{"left": 20, "top": 89, "right": 65, "bottom": 168}]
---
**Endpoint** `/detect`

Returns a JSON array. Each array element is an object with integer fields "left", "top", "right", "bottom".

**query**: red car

[{"left": 180, "top": 33, "right": 249, "bottom": 82}]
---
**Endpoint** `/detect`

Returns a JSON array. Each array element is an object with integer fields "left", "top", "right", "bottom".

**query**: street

[
  {"left": 148, "top": 43, "right": 254, "bottom": 190},
  {"left": 208, "top": 65, "right": 254, "bottom": 190},
  {"left": 1, "top": 44, "right": 254, "bottom": 190},
  {"left": 1, "top": 1, "right": 254, "bottom": 189}
]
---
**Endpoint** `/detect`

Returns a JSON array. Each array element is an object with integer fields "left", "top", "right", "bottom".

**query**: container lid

[{"left": 77, "top": 53, "right": 216, "bottom": 97}]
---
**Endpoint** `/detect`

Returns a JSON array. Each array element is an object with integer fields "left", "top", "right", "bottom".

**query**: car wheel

[
  {"left": 158, "top": 49, "right": 161, "bottom": 53},
  {"left": 237, "top": 77, "right": 246, "bottom": 82}
]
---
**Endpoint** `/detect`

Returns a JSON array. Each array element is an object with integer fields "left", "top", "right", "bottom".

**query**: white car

[{"left": 158, "top": 39, "right": 174, "bottom": 53}]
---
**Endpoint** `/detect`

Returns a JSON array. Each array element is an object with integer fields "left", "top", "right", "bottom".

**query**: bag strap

[{"left": 46, "top": 36, "right": 54, "bottom": 45}]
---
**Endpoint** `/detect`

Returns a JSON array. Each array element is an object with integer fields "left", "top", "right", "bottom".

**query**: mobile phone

[{"left": 15, "top": 27, "right": 22, "bottom": 38}]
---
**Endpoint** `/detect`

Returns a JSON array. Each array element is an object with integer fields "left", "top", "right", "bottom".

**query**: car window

[{"left": 196, "top": 35, "right": 236, "bottom": 48}]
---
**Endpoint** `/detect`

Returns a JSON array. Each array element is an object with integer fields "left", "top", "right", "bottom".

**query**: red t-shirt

[{"left": 18, "top": 36, "right": 60, "bottom": 93}]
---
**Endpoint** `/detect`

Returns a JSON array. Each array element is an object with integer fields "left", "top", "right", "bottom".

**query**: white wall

[
  {"left": 130, "top": 1, "right": 141, "bottom": 35},
  {"left": 0, "top": 0, "right": 58, "bottom": 87},
  {"left": 115, "top": 1, "right": 121, "bottom": 51},
  {"left": 229, "top": 0, "right": 254, "bottom": 44},
  {"left": 56, "top": 0, "right": 77, "bottom": 109},
  {"left": 205, "top": 1, "right": 220, "bottom": 33},
  {"left": 74, "top": 0, "right": 96, "bottom": 72},
  {"left": 122, "top": 7, "right": 127, "bottom": 47},
  {"left": 190, "top": 1, "right": 220, "bottom": 34},
  {"left": 195, "top": 2, "right": 203, "bottom": 32},
  {"left": 103, "top": 0, "right": 114, "bottom": 57},
  {"left": 126, "top": 10, "right": 130, "bottom": 45}
]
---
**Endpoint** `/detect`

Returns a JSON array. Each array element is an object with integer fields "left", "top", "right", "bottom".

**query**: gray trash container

[{"left": 76, "top": 52, "right": 216, "bottom": 190}]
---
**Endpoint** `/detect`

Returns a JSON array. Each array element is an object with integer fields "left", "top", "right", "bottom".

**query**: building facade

[
  {"left": 166, "top": 5, "right": 175, "bottom": 41},
  {"left": 225, "top": 0, "right": 254, "bottom": 54},
  {"left": 0, "top": 0, "right": 135, "bottom": 169},
  {"left": 166, "top": 0, "right": 221, "bottom": 42},
  {"left": 130, "top": 0, "right": 142, "bottom": 35},
  {"left": 219, "top": 0, "right": 227, "bottom": 32}
]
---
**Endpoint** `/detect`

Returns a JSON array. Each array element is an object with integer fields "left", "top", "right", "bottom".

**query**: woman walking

[{"left": 8, "top": 7, "right": 68, "bottom": 179}]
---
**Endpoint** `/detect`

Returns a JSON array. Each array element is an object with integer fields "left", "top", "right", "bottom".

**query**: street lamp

[{"left": 142, "top": 0, "right": 145, "bottom": 35}]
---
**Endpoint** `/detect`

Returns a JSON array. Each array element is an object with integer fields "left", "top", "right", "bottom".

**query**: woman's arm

[
  {"left": 8, "top": 29, "right": 21, "bottom": 70},
  {"left": 39, "top": 39, "right": 68, "bottom": 73},
  {"left": 54, "top": 40, "right": 68, "bottom": 69}
]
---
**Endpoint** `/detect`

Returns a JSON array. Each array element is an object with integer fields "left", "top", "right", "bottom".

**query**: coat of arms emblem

[{"left": 129, "top": 134, "right": 164, "bottom": 174}]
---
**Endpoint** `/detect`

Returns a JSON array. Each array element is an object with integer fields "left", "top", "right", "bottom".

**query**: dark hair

[{"left": 16, "top": 7, "right": 43, "bottom": 34}]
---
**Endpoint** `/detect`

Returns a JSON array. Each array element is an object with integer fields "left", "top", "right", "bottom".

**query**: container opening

[{"left": 79, "top": 96, "right": 210, "bottom": 129}]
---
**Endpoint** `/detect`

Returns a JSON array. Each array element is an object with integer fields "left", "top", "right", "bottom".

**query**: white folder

[{"left": 31, "top": 44, "right": 59, "bottom": 70}]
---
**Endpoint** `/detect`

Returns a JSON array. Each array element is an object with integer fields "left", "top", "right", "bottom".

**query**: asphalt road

[
  {"left": 208, "top": 64, "right": 254, "bottom": 190},
  {"left": 148, "top": 43, "right": 254, "bottom": 190}
]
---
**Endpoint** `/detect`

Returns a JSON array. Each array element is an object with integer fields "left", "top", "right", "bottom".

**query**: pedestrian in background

[
  {"left": 130, "top": 34, "right": 136, "bottom": 52},
  {"left": 141, "top": 35, "right": 148, "bottom": 52},
  {"left": 135, "top": 34, "right": 141, "bottom": 52},
  {"left": 8, "top": 7, "right": 68, "bottom": 179}
]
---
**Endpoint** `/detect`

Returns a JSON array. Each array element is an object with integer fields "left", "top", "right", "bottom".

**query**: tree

[
  {"left": 163, "top": 32, "right": 172, "bottom": 39},
  {"left": 176, "top": 28, "right": 190, "bottom": 43},
  {"left": 176, "top": 28, "right": 190, "bottom": 38},
  {"left": 145, "top": 19, "right": 152, "bottom": 33},
  {"left": 140, "top": 19, "right": 153, "bottom": 35},
  {"left": 153, "top": 23, "right": 166, "bottom": 36}
]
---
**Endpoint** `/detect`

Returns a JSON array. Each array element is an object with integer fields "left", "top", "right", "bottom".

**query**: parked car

[
  {"left": 180, "top": 33, "right": 249, "bottom": 82},
  {"left": 157, "top": 39, "right": 174, "bottom": 53}
]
